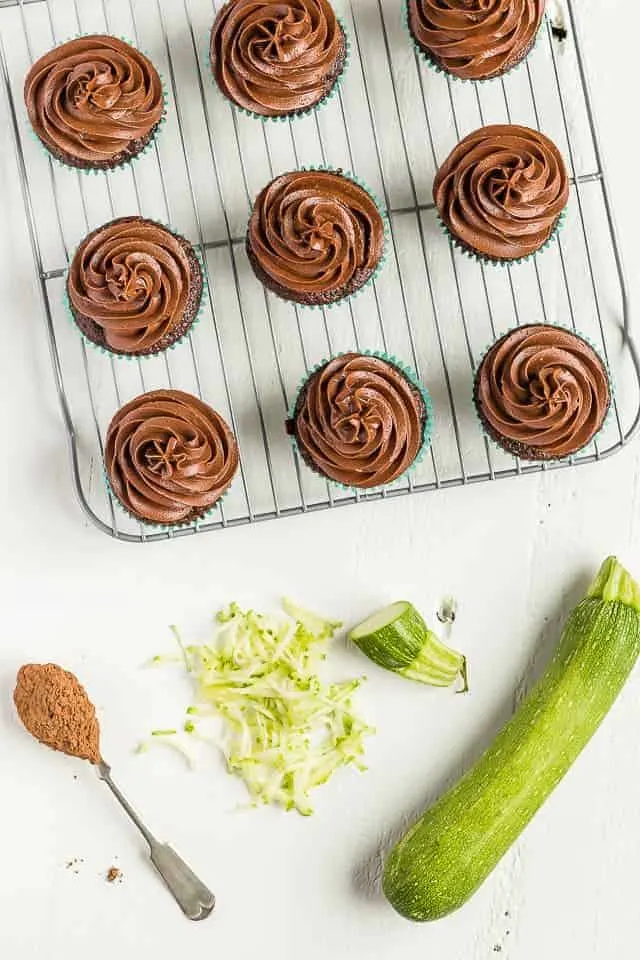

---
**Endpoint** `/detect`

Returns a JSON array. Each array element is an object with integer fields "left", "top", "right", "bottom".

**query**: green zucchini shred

[{"left": 146, "top": 601, "right": 372, "bottom": 815}]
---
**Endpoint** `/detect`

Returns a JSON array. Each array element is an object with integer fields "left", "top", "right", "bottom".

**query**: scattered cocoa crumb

[
  {"left": 551, "top": 22, "right": 567, "bottom": 41},
  {"left": 493, "top": 947, "right": 502, "bottom": 954},
  {"left": 106, "top": 866, "right": 123, "bottom": 884}
]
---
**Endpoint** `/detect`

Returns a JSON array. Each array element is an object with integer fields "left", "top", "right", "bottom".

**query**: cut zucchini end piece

[
  {"left": 350, "top": 601, "right": 467, "bottom": 686},
  {"left": 587, "top": 557, "right": 640, "bottom": 613},
  {"left": 349, "top": 601, "right": 412, "bottom": 642}
]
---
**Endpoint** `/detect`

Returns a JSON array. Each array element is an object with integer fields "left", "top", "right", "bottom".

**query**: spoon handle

[
  {"left": 149, "top": 842, "right": 216, "bottom": 921},
  {"left": 97, "top": 761, "right": 215, "bottom": 921}
]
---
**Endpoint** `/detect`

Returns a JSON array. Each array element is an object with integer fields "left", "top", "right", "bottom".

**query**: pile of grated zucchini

[{"left": 150, "top": 600, "right": 373, "bottom": 815}]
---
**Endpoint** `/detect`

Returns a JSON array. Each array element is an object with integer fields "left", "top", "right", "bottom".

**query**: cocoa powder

[
  {"left": 14, "top": 664, "right": 101, "bottom": 764},
  {"left": 106, "top": 866, "right": 123, "bottom": 883}
]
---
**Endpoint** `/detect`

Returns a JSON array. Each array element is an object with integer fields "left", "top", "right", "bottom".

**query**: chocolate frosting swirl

[
  {"left": 105, "top": 390, "right": 239, "bottom": 524},
  {"left": 210, "top": 0, "right": 345, "bottom": 116},
  {"left": 24, "top": 36, "right": 164, "bottom": 167},
  {"left": 433, "top": 125, "right": 569, "bottom": 261},
  {"left": 408, "top": 0, "right": 545, "bottom": 81},
  {"left": 288, "top": 354, "right": 427, "bottom": 488},
  {"left": 247, "top": 171, "right": 385, "bottom": 304},
  {"left": 475, "top": 325, "right": 610, "bottom": 460},
  {"left": 68, "top": 218, "right": 201, "bottom": 356}
]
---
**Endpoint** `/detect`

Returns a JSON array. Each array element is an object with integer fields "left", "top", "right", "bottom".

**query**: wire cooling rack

[{"left": 1, "top": 0, "right": 639, "bottom": 542}]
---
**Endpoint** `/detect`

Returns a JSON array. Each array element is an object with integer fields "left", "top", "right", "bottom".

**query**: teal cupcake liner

[
  {"left": 208, "top": 18, "right": 350, "bottom": 122},
  {"left": 473, "top": 323, "right": 614, "bottom": 463},
  {"left": 288, "top": 350, "right": 434, "bottom": 494},
  {"left": 103, "top": 467, "right": 227, "bottom": 533},
  {"left": 251, "top": 165, "right": 390, "bottom": 311},
  {"left": 437, "top": 208, "right": 567, "bottom": 268},
  {"left": 27, "top": 34, "right": 168, "bottom": 174},
  {"left": 63, "top": 218, "right": 207, "bottom": 360},
  {"left": 404, "top": 2, "right": 547, "bottom": 84}
]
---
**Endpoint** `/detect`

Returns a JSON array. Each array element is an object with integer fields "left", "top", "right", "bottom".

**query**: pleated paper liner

[
  {"left": 208, "top": 19, "right": 351, "bottom": 122},
  {"left": 472, "top": 323, "right": 614, "bottom": 463},
  {"left": 27, "top": 35, "right": 168, "bottom": 174},
  {"left": 63, "top": 219, "right": 207, "bottom": 359},
  {"left": 287, "top": 350, "right": 434, "bottom": 494},
  {"left": 248, "top": 166, "right": 390, "bottom": 310},
  {"left": 403, "top": 3, "right": 547, "bottom": 85},
  {"left": 437, "top": 209, "right": 566, "bottom": 268}
]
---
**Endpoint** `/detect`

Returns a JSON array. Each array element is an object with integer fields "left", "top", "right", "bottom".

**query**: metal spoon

[{"left": 97, "top": 760, "right": 215, "bottom": 921}]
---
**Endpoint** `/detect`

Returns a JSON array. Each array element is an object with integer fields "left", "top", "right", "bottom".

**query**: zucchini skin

[
  {"left": 352, "top": 603, "right": 427, "bottom": 671},
  {"left": 383, "top": 596, "right": 640, "bottom": 921}
]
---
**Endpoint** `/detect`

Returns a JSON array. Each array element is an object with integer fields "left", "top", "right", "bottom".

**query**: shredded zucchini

[{"left": 148, "top": 601, "right": 372, "bottom": 815}]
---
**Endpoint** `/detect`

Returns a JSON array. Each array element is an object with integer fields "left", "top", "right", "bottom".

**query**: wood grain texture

[{"left": 0, "top": 1, "right": 639, "bottom": 958}]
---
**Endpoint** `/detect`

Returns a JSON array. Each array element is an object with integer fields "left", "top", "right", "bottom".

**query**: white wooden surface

[{"left": 1, "top": 1, "right": 640, "bottom": 957}]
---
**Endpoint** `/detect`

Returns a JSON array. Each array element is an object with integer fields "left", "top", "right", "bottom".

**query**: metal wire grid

[{"left": 1, "top": 0, "right": 638, "bottom": 542}]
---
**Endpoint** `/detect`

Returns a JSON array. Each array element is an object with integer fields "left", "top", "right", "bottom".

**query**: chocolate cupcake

[
  {"left": 247, "top": 170, "right": 386, "bottom": 306},
  {"left": 407, "top": 0, "right": 545, "bottom": 81},
  {"left": 433, "top": 124, "right": 569, "bottom": 263},
  {"left": 66, "top": 217, "right": 203, "bottom": 357},
  {"left": 24, "top": 36, "right": 164, "bottom": 171},
  {"left": 210, "top": 0, "right": 347, "bottom": 119},
  {"left": 286, "top": 353, "right": 432, "bottom": 489},
  {"left": 474, "top": 325, "right": 611, "bottom": 461},
  {"left": 105, "top": 390, "right": 239, "bottom": 526}
]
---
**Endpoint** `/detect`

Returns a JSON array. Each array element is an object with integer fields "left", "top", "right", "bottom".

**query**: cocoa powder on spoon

[
  {"left": 13, "top": 663, "right": 216, "bottom": 919},
  {"left": 14, "top": 663, "right": 101, "bottom": 764}
]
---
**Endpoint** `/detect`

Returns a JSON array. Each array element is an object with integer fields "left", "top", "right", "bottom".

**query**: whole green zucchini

[{"left": 383, "top": 557, "right": 640, "bottom": 921}]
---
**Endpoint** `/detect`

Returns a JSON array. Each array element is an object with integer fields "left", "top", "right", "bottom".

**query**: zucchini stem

[
  {"left": 456, "top": 656, "right": 469, "bottom": 695},
  {"left": 587, "top": 556, "right": 640, "bottom": 612}
]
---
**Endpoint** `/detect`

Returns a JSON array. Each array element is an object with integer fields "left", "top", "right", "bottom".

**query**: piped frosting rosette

[
  {"left": 105, "top": 389, "right": 239, "bottom": 526},
  {"left": 287, "top": 352, "right": 433, "bottom": 490},
  {"left": 247, "top": 169, "right": 387, "bottom": 306},
  {"left": 474, "top": 325, "right": 611, "bottom": 460},
  {"left": 24, "top": 35, "right": 165, "bottom": 170},
  {"left": 66, "top": 217, "right": 203, "bottom": 357},
  {"left": 210, "top": 0, "right": 348, "bottom": 119},
  {"left": 433, "top": 124, "right": 569, "bottom": 263},
  {"left": 406, "top": 0, "right": 545, "bottom": 82}
]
